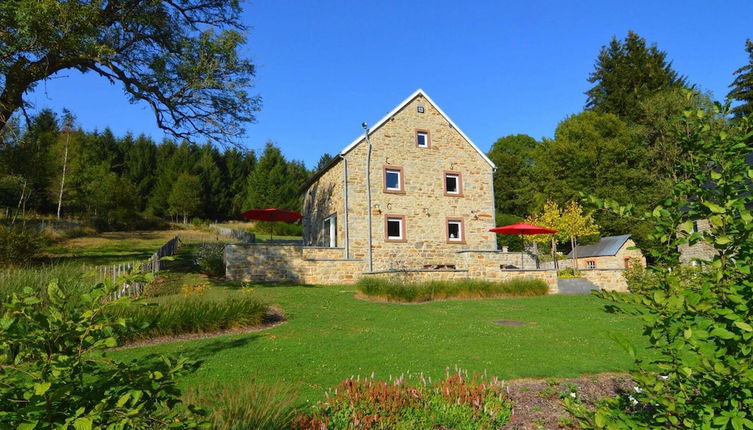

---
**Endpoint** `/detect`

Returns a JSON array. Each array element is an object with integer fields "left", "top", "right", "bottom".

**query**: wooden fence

[
  {"left": 100, "top": 236, "right": 181, "bottom": 300},
  {"left": 210, "top": 224, "right": 256, "bottom": 243}
]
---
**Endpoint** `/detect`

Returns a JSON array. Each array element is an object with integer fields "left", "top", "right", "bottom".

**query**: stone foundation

[{"left": 225, "top": 244, "right": 631, "bottom": 293}]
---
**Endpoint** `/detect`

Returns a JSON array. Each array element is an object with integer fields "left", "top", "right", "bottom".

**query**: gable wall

[{"left": 339, "top": 94, "right": 497, "bottom": 271}]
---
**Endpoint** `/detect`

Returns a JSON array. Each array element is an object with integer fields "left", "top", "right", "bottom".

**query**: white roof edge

[{"left": 339, "top": 89, "right": 496, "bottom": 168}]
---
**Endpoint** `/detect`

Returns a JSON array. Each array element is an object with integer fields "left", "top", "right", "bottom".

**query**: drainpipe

[
  {"left": 490, "top": 167, "right": 497, "bottom": 250},
  {"left": 363, "top": 122, "right": 374, "bottom": 272},
  {"left": 341, "top": 154, "right": 350, "bottom": 259}
]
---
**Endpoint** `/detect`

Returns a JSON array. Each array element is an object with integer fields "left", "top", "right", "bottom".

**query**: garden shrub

[
  {"left": 193, "top": 242, "right": 226, "bottom": 277},
  {"left": 185, "top": 380, "right": 301, "bottom": 430},
  {"left": 557, "top": 268, "right": 581, "bottom": 278},
  {"left": 356, "top": 277, "right": 548, "bottom": 302},
  {"left": 0, "top": 277, "right": 207, "bottom": 428},
  {"left": 295, "top": 369, "right": 512, "bottom": 430},
  {"left": 0, "top": 225, "right": 45, "bottom": 266},
  {"left": 565, "top": 103, "right": 753, "bottom": 427},
  {"left": 108, "top": 291, "right": 269, "bottom": 341}
]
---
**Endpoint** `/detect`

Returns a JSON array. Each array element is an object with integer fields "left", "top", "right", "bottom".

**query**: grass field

[
  {"left": 114, "top": 285, "right": 646, "bottom": 404},
  {"left": 40, "top": 228, "right": 225, "bottom": 265}
]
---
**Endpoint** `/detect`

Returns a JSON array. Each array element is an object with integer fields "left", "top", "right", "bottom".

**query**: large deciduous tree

[
  {"left": 0, "top": 0, "right": 259, "bottom": 145},
  {"left": 728, "top": 39, "right": 753, "bottom": 119},
  {"left": 585, "top": 31, "right": 686, "bottom": 122},
  {"left": 487, "top": 134, "right": 538, "bottom": 216}
]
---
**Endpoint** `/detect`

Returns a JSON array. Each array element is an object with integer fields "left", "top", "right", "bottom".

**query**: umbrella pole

[{"left": 520, "top": 233, "right": 524, "bottom": 269}]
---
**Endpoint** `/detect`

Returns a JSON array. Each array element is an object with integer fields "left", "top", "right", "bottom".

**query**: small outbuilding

[{"left": 565, "top": 234, "right": 645, "bottom": 270}]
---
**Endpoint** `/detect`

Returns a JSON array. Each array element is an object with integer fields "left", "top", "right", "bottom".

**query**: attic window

[
  {"left": 417, "top": 104, "right": 425, "bottom": 113},
  {"left": 416, "top": 130, "right": 430, "bottom": 148}
]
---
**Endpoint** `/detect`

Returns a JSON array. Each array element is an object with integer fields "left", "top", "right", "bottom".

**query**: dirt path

[{"left": 501, "top": 373, "right": 634, "bottom": 429}]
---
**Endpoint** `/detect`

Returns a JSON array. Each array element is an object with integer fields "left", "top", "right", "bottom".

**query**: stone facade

[
  {"left": 302, "top": 89, "right": 497, "bottom": 271},
  {"left": 678, "top": 219, "right": 715, "bottom": 266}
]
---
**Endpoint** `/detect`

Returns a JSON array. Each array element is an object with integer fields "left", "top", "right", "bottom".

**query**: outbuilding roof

[{"left": 567, "top": 234, "right": 632, "bottom": 258}]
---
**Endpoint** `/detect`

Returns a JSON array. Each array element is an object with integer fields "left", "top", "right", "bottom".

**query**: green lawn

[{"left": 114, "top": 285, "right": 646, "bottom": 404}]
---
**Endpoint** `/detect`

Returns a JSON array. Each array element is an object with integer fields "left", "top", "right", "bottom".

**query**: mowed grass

[
  {"left": 114, "top": 285, "right": 646, "bottom": 404},
  {"left": 41, "top": 228, "right": 225, "bottom": 265}
]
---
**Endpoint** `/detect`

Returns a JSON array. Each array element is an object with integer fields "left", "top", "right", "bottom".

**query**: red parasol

[
  {"left": 489, "top": 223, "right": 558, "bottom": 268},
  {"left": 240, "top": 208, "right": 303, "bottom": 240}
]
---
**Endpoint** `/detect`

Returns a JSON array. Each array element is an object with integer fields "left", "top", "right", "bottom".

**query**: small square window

[
  {"left": 416, "top": 130, "right": 429, "bottom": 148},
  {"left": 586, "top": 260, "right": 596, "bottom": 269},
  {"left": 385, "top": 216, "right": 405, "bottom": 241},
  {"left": 447, "top": 220, "right": 463, "bottom": 242},
  {"left": 384, "top": 167, "right": 404, "bottom": 193},
  {"left": 385, "top": 170, "right": 401, "bottom": 190},
  {"left": 444, "top": 172, "right": 462, "bottom": 196}
]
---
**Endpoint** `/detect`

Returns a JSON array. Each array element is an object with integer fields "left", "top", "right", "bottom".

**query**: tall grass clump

[
  {"left": 356, "top": 277, "right": 548, "bottom": 302},
  {"left": 185, "top": 380, "right": 301, "bottom": 430},
  {"left": 108, "top": 292, "right": 269, "bottom": 341},
  {"left": 296, "top": 369, "right": 511, "bottom": 429},
  {"left": 0, "top": 263, "right": 89, "bottom": 303}
]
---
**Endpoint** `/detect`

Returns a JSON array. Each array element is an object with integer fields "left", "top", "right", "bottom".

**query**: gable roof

[
  {"left": 340, "top": 89, "right": 495, "bottom": 168},
  {"left": 567, "top": 234, "right": 632, "bottom": 258},
  {"left": 306, "top": 89, "right": 495, "bottom": 189}
]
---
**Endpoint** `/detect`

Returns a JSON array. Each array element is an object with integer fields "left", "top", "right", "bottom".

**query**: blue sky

[{"left": 25, "top": 1, "right": 753, "bottom": 168}]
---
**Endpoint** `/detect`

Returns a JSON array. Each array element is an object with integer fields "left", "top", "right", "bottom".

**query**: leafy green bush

[
  {"left": 356, "top": 277, "right": 548, "bottom": 302},
  {"left": 0, "top": 279, "right": 207, "bottom": 428},
  {"left": 0, "top": 225, "right": 45, "bottom": 266},
  {"left": 185, "top": 380, "right": 301, "bottom": 430},
  {"left": 296, "top": 370, "right": 511, "bottom": 429},
  {"left": 557, "top": 268, "right": 581, "bottom": 278},
  {"left": 193, "top": 242, "right": 226, "bottom": 277},
  {"left": 108, "top": 291, "right": 269, "bottom": 341},
  {"left": 253, "top": 221, "right": 302, "bottom": 237},
  {"left": 565, "top": 102, "right": 753, "bottom": 427}
]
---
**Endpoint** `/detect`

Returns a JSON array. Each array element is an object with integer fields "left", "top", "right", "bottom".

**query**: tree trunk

[
  {"left": 56, "top": 135, "right": 69, "bottom": 220},
  {"left": 571, "top": 236, "right": 579, "bottom": 274}
]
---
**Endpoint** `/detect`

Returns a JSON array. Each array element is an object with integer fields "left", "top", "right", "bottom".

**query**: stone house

[
  {"left": 678, "top": 219, "right": 715, "bottom": 267},
  {"left": 301, "top": 88, "right": 504, "bottom": 272},
  {"left": 563, "top": 235, "right": 645, "bottom": 270},
  {"left": 225, "top": 89, "right": 628, "bottom": 291}
]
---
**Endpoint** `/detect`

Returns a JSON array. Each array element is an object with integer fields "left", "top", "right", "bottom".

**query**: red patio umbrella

[
  {"left": 489, "top": 222, "right": 558, "bottom": 269},
  {"left": 240, "top": 208, "right": 303, "bottom": 240}
]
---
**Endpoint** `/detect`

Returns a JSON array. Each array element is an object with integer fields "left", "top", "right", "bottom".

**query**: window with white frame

[
  {"left": 385, "top": 216, "right": 405, "bottom": 241},
  {"left": 444, "top": 173, "right": 461, "bottom": 195},
  {"left": 447, "top": 219, "right": 464, "bottom": 243},
  {"left": 322, "top": 214, "right": 337, "bottom": 247},
  {"left": 586, "top": 260, "right": 596, "bottom": 269},
  {"left": 384, "top": 167, "right": 403, "bottom": 192},
  {"left": 416, "top": 130, "right": 429, "bottom": 148}
]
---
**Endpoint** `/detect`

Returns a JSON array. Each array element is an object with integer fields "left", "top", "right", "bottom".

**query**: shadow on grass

[{"left": 180, "top": 334, "right": 262, "bottom": 362}]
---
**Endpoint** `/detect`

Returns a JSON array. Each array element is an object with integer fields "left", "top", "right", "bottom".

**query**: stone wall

[
  {"left": 226, "top": 243, "right": 632, "bottom": 293},
  {"left": 303, "top": 92, "right": 498, "bottom": 272},
  {"left": 578, "top": 269, "right": 629, "bottom": 292},
  {"left": 225, "top": 244, "right": 364, "bottom": 284},
  {"left": 678, "top": 219, "right": 716, "bottom": 266}
]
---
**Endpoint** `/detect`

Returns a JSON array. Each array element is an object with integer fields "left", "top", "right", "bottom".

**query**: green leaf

[
  {"left": 104, "top": 337, "right": 117, "bottom": 348},
  {"left": 116, "top": 393, "right": 130, "bottom": 408},
  {"left": 46, "top": 281, "right": 66, "bottom": 307},
  {"left": 18, "top": 422, "right": 37, "bottom": 430},
  {"left": 703, "top": 201, "right": 726, "bottom": 214},
  {"left": 73, "top": 417, "right": 92, "bottom": 430},
  {"left": 710, "top": 327, "right": 735, "bottom": 339},
  {"left": 34, "top": 382, "right": 51, "bottom": 396},
  {"left": 734, "top": 321, "right": 753, "bottom": 332}
]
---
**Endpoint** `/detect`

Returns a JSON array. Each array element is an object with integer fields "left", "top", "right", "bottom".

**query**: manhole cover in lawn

[{"left": 494, "top": 320, "right": 530, "bottom": 326}]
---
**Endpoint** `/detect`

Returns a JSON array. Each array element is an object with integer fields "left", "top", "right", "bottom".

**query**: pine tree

[
  {"left": 168, "top": 173, "right": 202, "bottom": 224},
  {"left": 315, "top": 153, "right": 334, "bottom": 171},
  {"left": 224, "top": 148, "right": 256, "bottom": 216},
  {"left": 728, "top": 39, "right": 753, "bottom": 119},
  {"left": 196, "top": 144, "right": 229, "bottom": 220},
  {"left": 244, "top": 142, "right": 310, "bottom": 211},
  {"left": 586, "top": 31, "right": 686, "bottom": 123}
]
